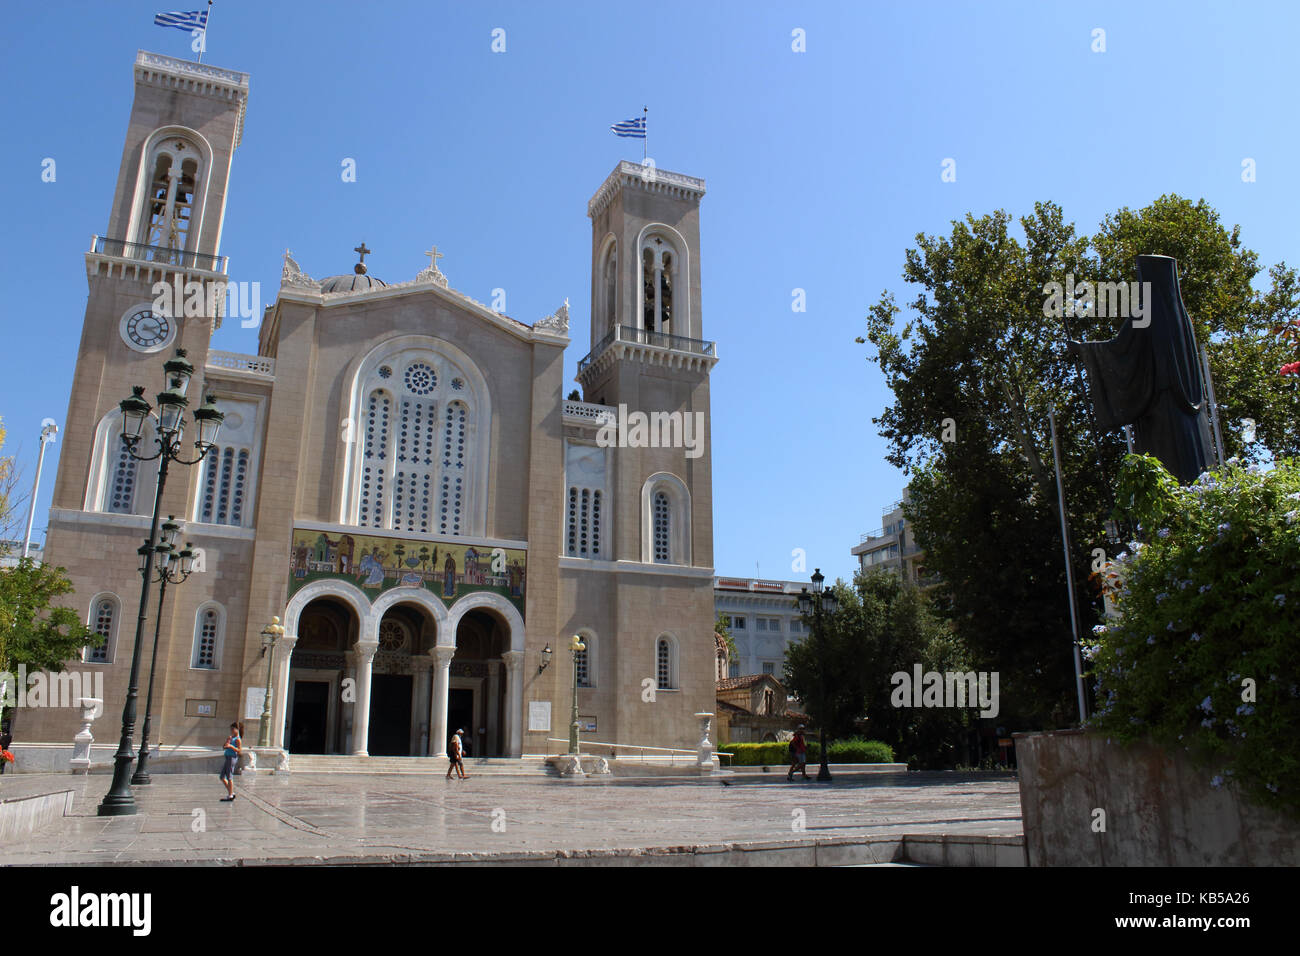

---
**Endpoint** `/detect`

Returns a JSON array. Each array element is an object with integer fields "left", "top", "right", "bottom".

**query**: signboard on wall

[
  {"left": 287, "top": 527, "right": 526, "bottom": 616},
  {"left": 528, "top": 701, "right": 551, "bottom": 732},
  {"left": 244, "top": 687, "right": 266, "bottom": 721}
]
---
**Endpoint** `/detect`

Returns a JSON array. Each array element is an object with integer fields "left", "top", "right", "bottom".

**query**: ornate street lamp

[
  {"left": 132, "top": 522, "right": 196, "bottom": 785},
  {"left": 258, "top": 616, "right": 286, "bottom": 748},
  {"left": 567, "top": 634, "right": 586, "bottom": 754},
  {"left": 797, "top": 568, "right": 839, "bottom": 783},
  {"left": 538, "top": 643, "right": 553, "bottom": 675},
  {"left": 98, "top": 349, "right": 223, "bottom": 817}
]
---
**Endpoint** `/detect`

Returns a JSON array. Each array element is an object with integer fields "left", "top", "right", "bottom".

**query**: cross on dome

[{"left": 354, "top": 241, "right": 371, "bottom": 275}]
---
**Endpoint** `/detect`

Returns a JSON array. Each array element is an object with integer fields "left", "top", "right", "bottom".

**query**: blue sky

[{"left": 1, "top": 1, "right": 1296, "bottom": 583}]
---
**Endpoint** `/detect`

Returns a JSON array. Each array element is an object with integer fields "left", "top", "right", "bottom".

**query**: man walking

[
  {"left": 787, "top": 725, "right": 810, "bottom": 781},
  {"left": 445, "top": 728, "right": 469, "bottom": 780}
]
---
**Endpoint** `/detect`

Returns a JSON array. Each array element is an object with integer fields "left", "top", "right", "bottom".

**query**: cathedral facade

[{"left": 22, "top": 51, "right": 719, "bottom": 761}]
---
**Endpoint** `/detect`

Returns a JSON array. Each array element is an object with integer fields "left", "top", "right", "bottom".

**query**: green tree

[
  {"left": 714, "top": 613, "right": 737, "bottom": 662},
  {"left": 783, "top": 569, "right": 970, "bottom": 766},
  {"left": 861, "top": 197, "right": 1300, "bottom": 730}
]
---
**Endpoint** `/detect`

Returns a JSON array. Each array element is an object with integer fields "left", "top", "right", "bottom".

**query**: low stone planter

[{"left": 1015, "top": 728, "right": 1298, "bottom": 866}]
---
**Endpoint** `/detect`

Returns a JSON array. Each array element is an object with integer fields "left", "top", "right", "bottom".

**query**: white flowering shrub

[{"left": 1087, "top": 455, "right": 1300, "bottom": 817}]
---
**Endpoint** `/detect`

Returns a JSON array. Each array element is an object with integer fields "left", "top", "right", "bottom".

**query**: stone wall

[{"left": 1015, "top": 729, "right": 1298, "bottom": 866}]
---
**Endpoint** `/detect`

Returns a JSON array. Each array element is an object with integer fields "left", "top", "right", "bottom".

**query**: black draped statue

[{"left": 1067, "top": 255, "right": 1215, "bottom": 485}]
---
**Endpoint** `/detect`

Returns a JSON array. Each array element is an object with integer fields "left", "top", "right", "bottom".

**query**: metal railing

[
  {"left": 545, "top": 738, "right": 731, "bottom": 765},
  {"left": 91, "top": 235, "right": 227, "bottom": 274},
  {"left": 578, "top": 324, "right": 716, "bottom": 373}
]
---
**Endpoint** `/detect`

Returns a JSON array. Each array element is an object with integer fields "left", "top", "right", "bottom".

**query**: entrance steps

[{"left": 285, "top": 754, "right": 551, "bottom": 776}]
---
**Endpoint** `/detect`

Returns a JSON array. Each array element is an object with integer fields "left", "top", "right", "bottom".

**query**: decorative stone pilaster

[
  {"left": 411, "top": 655, "right": 433, "bottom": 756},
  {"left": 431, "top": 645, "right": 455, "bottom": 758},
  {"left": 69, "top": 697, "right": 103, "bottom": 774},
  {"left": 695, "top": 712, "right": 716, "bottom": 772},
  {"left": 502, "top": 650, "right": 525, "bottom": 758},
  {"left": 271, "top": 633, "right": 298, "bottom": 749},
  {"left": 352, "top": 642, "right": 378, "bottom": 756}
]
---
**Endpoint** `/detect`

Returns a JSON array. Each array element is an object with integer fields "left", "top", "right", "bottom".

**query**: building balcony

[
  {"left": 90, "top": 235, "right": 228, "bottom": 275},
  {"left": 577, "top": 324, "right": 717, "bottom": 381},
  {"left": 561, "top": 399, "right": 616, "bottom": 429},
  {"left": 206, "top": 350, "right": 275, "bottom": 381}
]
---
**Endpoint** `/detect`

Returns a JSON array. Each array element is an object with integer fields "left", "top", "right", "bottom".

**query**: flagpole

[
  {"left": 643, "top": 105, "right": 648, "bottom": 162},
  {"left": 198, "top": 0, "right": 212, "bottom": 63}
]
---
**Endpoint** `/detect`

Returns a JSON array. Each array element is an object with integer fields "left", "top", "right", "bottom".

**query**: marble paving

[{"left": 0, "top": 771, "right": 1022, "bottom": 865}]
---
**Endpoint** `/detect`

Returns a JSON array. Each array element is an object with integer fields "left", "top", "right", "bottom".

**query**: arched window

[
  {"left": 87, "top": 411, "right": 158, "bottom": 516},
  {"left": 566, "top": 486, "right": 603, "bottom": 558},
  {"left": 652, "top": 491, "right": 670, "bottom": 563},
  {"left": 640, "top": 234, "right": 680, "bottom": 335},
  {"left": 641, "top": 473, "right": 691, "bottom": 566},
  {"left": 194, "top": 398, "right": 259, "bottom": 528},
  {"left": 138, "top": 138, "right": 203, "bottom": 253},
  {"left": 359, "top": 388, "right": 392, "bottom": 528},
  {"left": 345, "top": 340, "right": 488, "bottom": 535},
  {"left": 599, "top": 239, "right": 617, "bottom": 334},
  {"left": 191, "top": 603, "right": 225, "bottom": 669},
  {"left": 655, "top": 635, "right": 678, "bottom": 690},
  {"left": 85, "top": 594, "right": 120, "bottom": 663}
]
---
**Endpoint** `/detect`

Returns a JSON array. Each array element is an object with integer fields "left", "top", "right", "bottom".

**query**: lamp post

[
  {"left": 21, "top": 419, "right": 57, "bottom": 559},
  {"left": 98, "top": 349, "right": 223, "bottom": 817},
  {"left": 258, "top": 616, "right": 286, "bottom": 748},
  {"left": 797, "top": 568, "right": 840, "bottom": 783},
  {"left": 132, "top": 519, "right": 196, "bottom": 784},
  {"left": 567, "top": 634, "right": 586, "bottom": 754}
]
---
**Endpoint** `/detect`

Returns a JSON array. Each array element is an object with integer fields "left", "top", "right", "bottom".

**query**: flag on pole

[
  {"left": 154, "top": 9, "right": 209, "bottom": 32},
  {"left": 610, "top": 116, "right": 647, "bottom": 139}
]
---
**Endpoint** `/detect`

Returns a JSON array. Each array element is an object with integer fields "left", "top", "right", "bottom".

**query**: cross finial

[
  {"left": 424, "top": 245, "right": 445, "bottom": 270},
  {"left": 353, "top": 241, "right": 371, "bottom": 275}
]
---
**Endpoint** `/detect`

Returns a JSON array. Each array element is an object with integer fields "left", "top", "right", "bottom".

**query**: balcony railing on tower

[
  {"left": 91, "top": 235, "right": 228, "bottom": 274},
  {"left": 578, "top": 324, "right": 716, "bottom": 374}
]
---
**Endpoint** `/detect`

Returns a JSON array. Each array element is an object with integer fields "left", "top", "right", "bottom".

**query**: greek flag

[
  {"left": 610, "top": 116, "right": 647, "bottom": 139},
  {"left": 154, "top": 9, "right": 208, "bottom": 32}
]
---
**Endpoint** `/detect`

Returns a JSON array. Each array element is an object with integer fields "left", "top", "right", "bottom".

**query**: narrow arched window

[
  {"left": 653, "top": 491, "right": 671, "bottom": 563},
  {"left": 659, "top": 251, "right": 673, "bottom": 333},
  {"left": 198, "top": 444, "right": 251, "bottom": 526},
  {"left": 656, "top": 636, "right": 676, "bottom": 690},
  {"left": 108, "top": 440, "right": 141, "bottom": 515},
  {"left": 85, "top": 596, "right": 118, "bottom": 663},
  {"left": 642, "top": 247, "right": 656, "bottom": 331},
  {"left": 140, "top": 143, "right": 203, "bottom": 253},
  {"left": 437, "top": 400, "right": 468, "bottom": 535},
  {"left": 359, "top": 389, "right": 392, "bottom": 528},
  {"left": 395, "top": 381, "right": 438, "bottom": 533},
  {"left": 566, "top": 487, "right": 603, "bottom": 558},
  {"left": 602, "top": 245, "right": 617, "bottom": 333},
  {"left": 192, "top": 605, "right": 223, "bottom": 669}
]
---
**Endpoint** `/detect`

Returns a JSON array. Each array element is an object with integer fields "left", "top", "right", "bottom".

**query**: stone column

[
  {"left": 271, "top": 634, "right": 298, "bottom": 749},
  {"left": 352, "top": 643, "right": 378, "bottom": 756},
  {"left": 412, "top": 656, "right": 433, "bottom": 756},
  {"left": 341, "top": 650, "right": 356, "bottom": 754},
  {"left": 431, "top": 645, "right": 454, "bottom": 758},
  {"left": 486, "top": 660, "right": 501, "bottom": 756},
  {"left": 502, "top": 650, "right": 525, "bottom": 758}
]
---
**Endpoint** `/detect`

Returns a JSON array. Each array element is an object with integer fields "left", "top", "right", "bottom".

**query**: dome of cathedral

[{"left": 320, "top": 270, "right": 387, "bottom": 293}]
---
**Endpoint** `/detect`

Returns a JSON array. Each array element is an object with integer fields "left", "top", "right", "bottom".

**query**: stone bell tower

[{"left": 50, "top": 51, "right": 248, "bottom": 518}]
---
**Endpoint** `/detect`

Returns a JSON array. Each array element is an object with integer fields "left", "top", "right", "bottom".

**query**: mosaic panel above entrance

[{"left": 288, "top": 527, "right": 526, "bottom": 617}]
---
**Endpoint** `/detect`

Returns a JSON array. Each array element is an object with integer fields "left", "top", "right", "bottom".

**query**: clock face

[{"left": 120, "top": 307, "right": 174, "bottom": 353}]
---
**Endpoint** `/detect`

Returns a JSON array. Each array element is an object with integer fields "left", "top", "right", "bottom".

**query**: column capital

[
  {"left": 433, "top": 645, "right": 456, "bottom": 665},
  {"left": 410, "top": 655, "right": 434, "bottom": 673},
  {"left": 355, "top": 642, "right": 378, "bottom": 663},
  {"left": 502, "top": 650, "right": 525, "bottom": 672}
]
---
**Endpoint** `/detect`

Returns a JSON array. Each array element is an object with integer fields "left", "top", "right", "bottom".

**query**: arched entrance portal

[
  {"left": 368, "top": 603, "right": 439, "bottom": 756},
  {"left": 449, "top": 610, "right": 510, "bottom": 758},
  {"left": 286, "top": 597, "right": 359, "bottom": 755}
]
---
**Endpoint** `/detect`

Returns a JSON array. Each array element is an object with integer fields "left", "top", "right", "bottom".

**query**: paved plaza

[{"left": 1, "top": 771, "right": 1021, "bottom": 865}]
